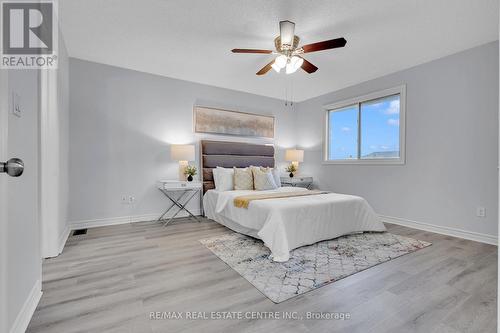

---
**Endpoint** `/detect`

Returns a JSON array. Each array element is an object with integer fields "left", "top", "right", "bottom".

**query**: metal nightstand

[
  {"left": 156, "top": 180, "right": 202, "bottom": 226},
  {"left": 280, "top": 176, "right": 313, "bottom": 189}
]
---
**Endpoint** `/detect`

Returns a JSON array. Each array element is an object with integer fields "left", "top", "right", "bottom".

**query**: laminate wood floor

[{"left": 27, "top": 218, "right": 497, "bottom": 333}]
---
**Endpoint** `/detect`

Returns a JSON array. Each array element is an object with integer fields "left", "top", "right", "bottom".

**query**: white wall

[
  {"left": 68, "top": 58, "right": 296, "bottom": 225},
  {"left": 296, "top": 41, "right": 499, "bottom": 240},
  {"left": 68, "top": 42, "right": 498, "bottom": 243},
  {"left": 6, "top": 69, "right": 42, "bottom": 332}
]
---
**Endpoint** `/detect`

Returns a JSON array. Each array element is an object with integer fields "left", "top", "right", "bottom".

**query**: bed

[{"left": 201, "top": 140, "right": 386, "bottom": 262}]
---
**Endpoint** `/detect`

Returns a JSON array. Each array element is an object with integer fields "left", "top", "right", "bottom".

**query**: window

[{"left": 324, "top": 86, "right": 405, "bottom": 164}]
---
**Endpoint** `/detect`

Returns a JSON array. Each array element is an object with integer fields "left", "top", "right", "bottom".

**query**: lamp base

[{"left": 178, "top": 161, "right": 188, "bottom": 181}]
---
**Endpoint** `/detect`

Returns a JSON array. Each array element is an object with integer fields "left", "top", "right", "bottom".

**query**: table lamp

[
  {"left": 285, "top": 149, "right": 304, "bottom": 173},
  {"left": 171, "top": 144, "right": 195, "bottom": 181}
]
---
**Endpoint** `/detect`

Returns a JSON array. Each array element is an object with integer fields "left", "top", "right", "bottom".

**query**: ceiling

[{"left": 59, "top": 0, "right": 498, "bottom": 102}]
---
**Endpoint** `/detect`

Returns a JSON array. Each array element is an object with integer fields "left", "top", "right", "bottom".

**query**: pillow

[
  {"left": 233, "top": 167, "right": 254, "bottom": 190},
  {"left": 251, "top": 166, "right": 281, "bottom": 188},
  {"left": 213, "top": 167, "right": 234, "bottom": 191},
  {"left": 252, "top": 168, "right": 278, "bottom": 191},
  {"left": 270, "top": 168, "right": 281, "bottom": 188}
]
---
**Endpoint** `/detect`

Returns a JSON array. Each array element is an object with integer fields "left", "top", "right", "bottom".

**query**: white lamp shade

[
  {"left": 285, "top": 149, "right": 304, "bottom": 162},
  {"left": 291, "top": 56, "right": 303, "bottom": 70},
  {"left": 275, "top": 55, "right": 287, "bottom": 68},
  {"left": 271, "top": 62, "right": 281, "bottom": 73},
  {"left": 171, "top": 144, "right": 195, "bottom": 161}
]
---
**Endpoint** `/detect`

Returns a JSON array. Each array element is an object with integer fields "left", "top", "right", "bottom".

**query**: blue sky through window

[
  {"left": 361, "top": 95, "right": 400, "bottom": 158},
  {"left": 328, "top": 105, "right": 358, "bottom": 160},
  {"left": 328, "top": 94, "right": 400, "bottom": 160}
]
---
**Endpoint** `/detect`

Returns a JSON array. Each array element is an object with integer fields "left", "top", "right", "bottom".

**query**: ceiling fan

[{"left": 231, "top": 20, "right": 347, "bottom": 75}]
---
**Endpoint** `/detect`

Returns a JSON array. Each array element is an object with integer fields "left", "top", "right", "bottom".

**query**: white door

[
  {"left": 0, "top": 69, "right": 42, "bottom": 333},
  {"left": 0, "top": 65, "right": 8, "bottom": 333}
]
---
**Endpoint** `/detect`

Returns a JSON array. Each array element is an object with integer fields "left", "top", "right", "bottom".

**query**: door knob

[{"left": 0, "top": 158, "right": 24, "bottom": 177}]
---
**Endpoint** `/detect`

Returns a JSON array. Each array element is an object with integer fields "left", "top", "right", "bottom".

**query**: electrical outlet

[
  {"left": 121, "top": 196, "right": 129, "bottom": 204},
  {"left": 129, "top": 196, "right": 135, "bottom": 204},
  {"left": 476, "top": 207, "right": 486, "bottom": 218}
]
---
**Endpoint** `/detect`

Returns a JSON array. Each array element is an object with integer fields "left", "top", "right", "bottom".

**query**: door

[
  {"left": 1, "top": 65, "right": 8, "bottom": 333},
  {"left": 1, "top": 69, "right": 42, "bottom": 332}
]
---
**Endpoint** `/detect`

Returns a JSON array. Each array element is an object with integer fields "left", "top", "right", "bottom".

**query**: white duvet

[{"left": 205, "top": 187, "right": 386, "bottom": 262}]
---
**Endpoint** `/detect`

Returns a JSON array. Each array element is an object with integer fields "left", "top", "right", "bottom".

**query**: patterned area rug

[{"left": 199, "top": 232, "right": 431, "bottom": 303}]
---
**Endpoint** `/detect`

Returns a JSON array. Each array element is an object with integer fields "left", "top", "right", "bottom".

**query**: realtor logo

[{"left": 1, "top": 0, "right": 58, "bottom": 68}]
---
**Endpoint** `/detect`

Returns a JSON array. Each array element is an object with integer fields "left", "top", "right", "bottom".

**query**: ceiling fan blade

[
  {"left": 279, "top": 20, "right": 295, "bottom": 48},
  {"left": 256, "top": 60, "right": 275, "bottom": 75},
  {"left": 232, "top": 48, "right": 273, "bottom": 54},
  {"left": 301, "top": 37, "right": 347, "bottom": 53},
  {"left": 301, "top": 58, "right": 318, "bottom": 74}
]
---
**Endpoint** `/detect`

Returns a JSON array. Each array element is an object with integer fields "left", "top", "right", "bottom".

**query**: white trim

[
  {"left": 9, "top": 279, "right": 42, "bottom": 333},
  {"left": 380, "top": 214, "right": 498, "bottom": 246},
  {"left": 42, "top": 224, "right": 70, "bottom": 259},
  {"left": 322, "top": 158, "right": 405, "bottom": 165},
  {"left": 323, "top": 85, "right": 406, "bottom": 165},
  {"left": 324, "top": 85, "right": 406, "bottom": 111},
  {"left": 69, "top": 209, "right": 202, "bottom": 230},
  {"left": 39, "top": 69, "right": 62, "bottom": 258},
  {"left": 56, "top": 224, "right": 71, "bottom": 256}
]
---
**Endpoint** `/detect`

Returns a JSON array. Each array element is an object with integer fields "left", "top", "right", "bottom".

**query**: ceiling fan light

[
  {"left": 291, "top": 56, "right": 304, "bottom": 71},
  {"left": 275, "top": 55, "right": 287, "bottom": 68},
  {"left": 271, "top": 62, "right": 281, "bottom": 73},
  {"left": 285, "top": 62, "right": 298, "bottom": 74}
]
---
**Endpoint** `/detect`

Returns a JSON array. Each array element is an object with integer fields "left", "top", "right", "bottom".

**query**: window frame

[{"left": 323, "top": 85, "right": 406, "bottom": 165}]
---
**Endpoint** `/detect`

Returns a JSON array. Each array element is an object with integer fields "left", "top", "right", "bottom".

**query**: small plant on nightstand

[
  {"left": 285, "top": 164, "right": 297, "bottom": 178},
  {"left": 184, "top": 165, "right": 197, "bottom": 182}
]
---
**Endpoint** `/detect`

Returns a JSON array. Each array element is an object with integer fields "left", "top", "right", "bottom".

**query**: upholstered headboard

[{"left": 200, "top": 140, "right": 275, "bottom": 193}]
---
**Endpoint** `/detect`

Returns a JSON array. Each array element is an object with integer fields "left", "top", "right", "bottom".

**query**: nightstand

[
  {"left": 156, "top": 180, "right": 202, "bottom": 226},
  {"left": 280, "top": 176, "right": 313, "bottom": 189}
]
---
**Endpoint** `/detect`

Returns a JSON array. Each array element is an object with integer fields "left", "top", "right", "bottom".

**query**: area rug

[{"left": 199, "top": 232, "right": 431, "bottom": 303}]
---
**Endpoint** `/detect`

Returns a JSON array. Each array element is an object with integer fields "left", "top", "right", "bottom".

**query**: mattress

[
  {"left": 203, "top": 189, "right": 260, "bottom": 238},
  {"left": 203, "top": 187, "right": 386, "bottom": 262}
]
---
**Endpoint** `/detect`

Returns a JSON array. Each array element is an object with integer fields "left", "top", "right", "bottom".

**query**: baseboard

[
  {"left": 42, "top": 225, "right": 71, "bottom": 259},
  {"left": 69, "top": 209, "right": 202, "bottom": 230},
  {"left": 380, "top": 215, "right": 498, "bottom": 245},
  {"left": 57, "top": 224, "right": 71, "bottom": 254},
  {"left": 9, "top": 279, "right": 42, "bottom": 333}
]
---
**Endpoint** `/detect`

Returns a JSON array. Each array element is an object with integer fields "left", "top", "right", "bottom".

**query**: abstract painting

[{"left": 194, "top": 106, "right": 274, "bottom": 138}]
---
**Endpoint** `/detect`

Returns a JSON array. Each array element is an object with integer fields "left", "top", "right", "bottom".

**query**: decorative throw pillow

[
  {"left": 233, "top": 167, "right": 254, "bottom": 190},
  {"left": 251, "top": 166, "right": 281, "bottom": 188},
  {"left": 250, "top": 165, "right": 265, "bottom": 176},
  {"left": 252, "top": 168, "right": 278, "bottom": 191},
  {"left": 213, "top": 167, "right": 234, "bottom": 191}
]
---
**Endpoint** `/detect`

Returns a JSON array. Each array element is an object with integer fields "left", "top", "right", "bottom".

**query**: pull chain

[{"left": 284, "top": 78, "right": 294, "bottom": 109}]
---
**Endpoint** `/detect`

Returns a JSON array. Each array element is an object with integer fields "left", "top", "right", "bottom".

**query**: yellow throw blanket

[{"left": 234, "top": 190, "right": 329, "bottom": 208}]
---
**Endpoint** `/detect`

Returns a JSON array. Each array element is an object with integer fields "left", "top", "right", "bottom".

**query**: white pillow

[
  {"left": 270, "top": 168, "right": 281, "bottom": 187},
  {"left": 213, "top": 167, "right": 234, "bottom": 191},
  {"left": 252, "top": 168, "right": 278, "bottom": 191},
  {"left": 251, "top": 166, "right": 281, "bottom": 188}
]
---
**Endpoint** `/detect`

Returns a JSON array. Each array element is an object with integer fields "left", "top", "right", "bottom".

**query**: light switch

[
  {"left": 12, "top": 92, "right": 21, "bottom": 117},
  {"left": 476, "top": 207, "right": 486, "bottom": 218}
]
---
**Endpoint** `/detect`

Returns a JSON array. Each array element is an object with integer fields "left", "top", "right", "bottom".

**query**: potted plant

[
  {"left": 184, "top": 165, "right": 197, "bottom": 182},
  {"left": 285, "top": 164, "right": 297, "bottom": 178}
]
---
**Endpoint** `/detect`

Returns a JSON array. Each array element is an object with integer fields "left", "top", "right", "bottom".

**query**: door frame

[
  {"left": 39, "top": 68, "right": 61, "bottom": 258},
  {"left": 0, "top": 69, "right": 9, "bottom": 333}
]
